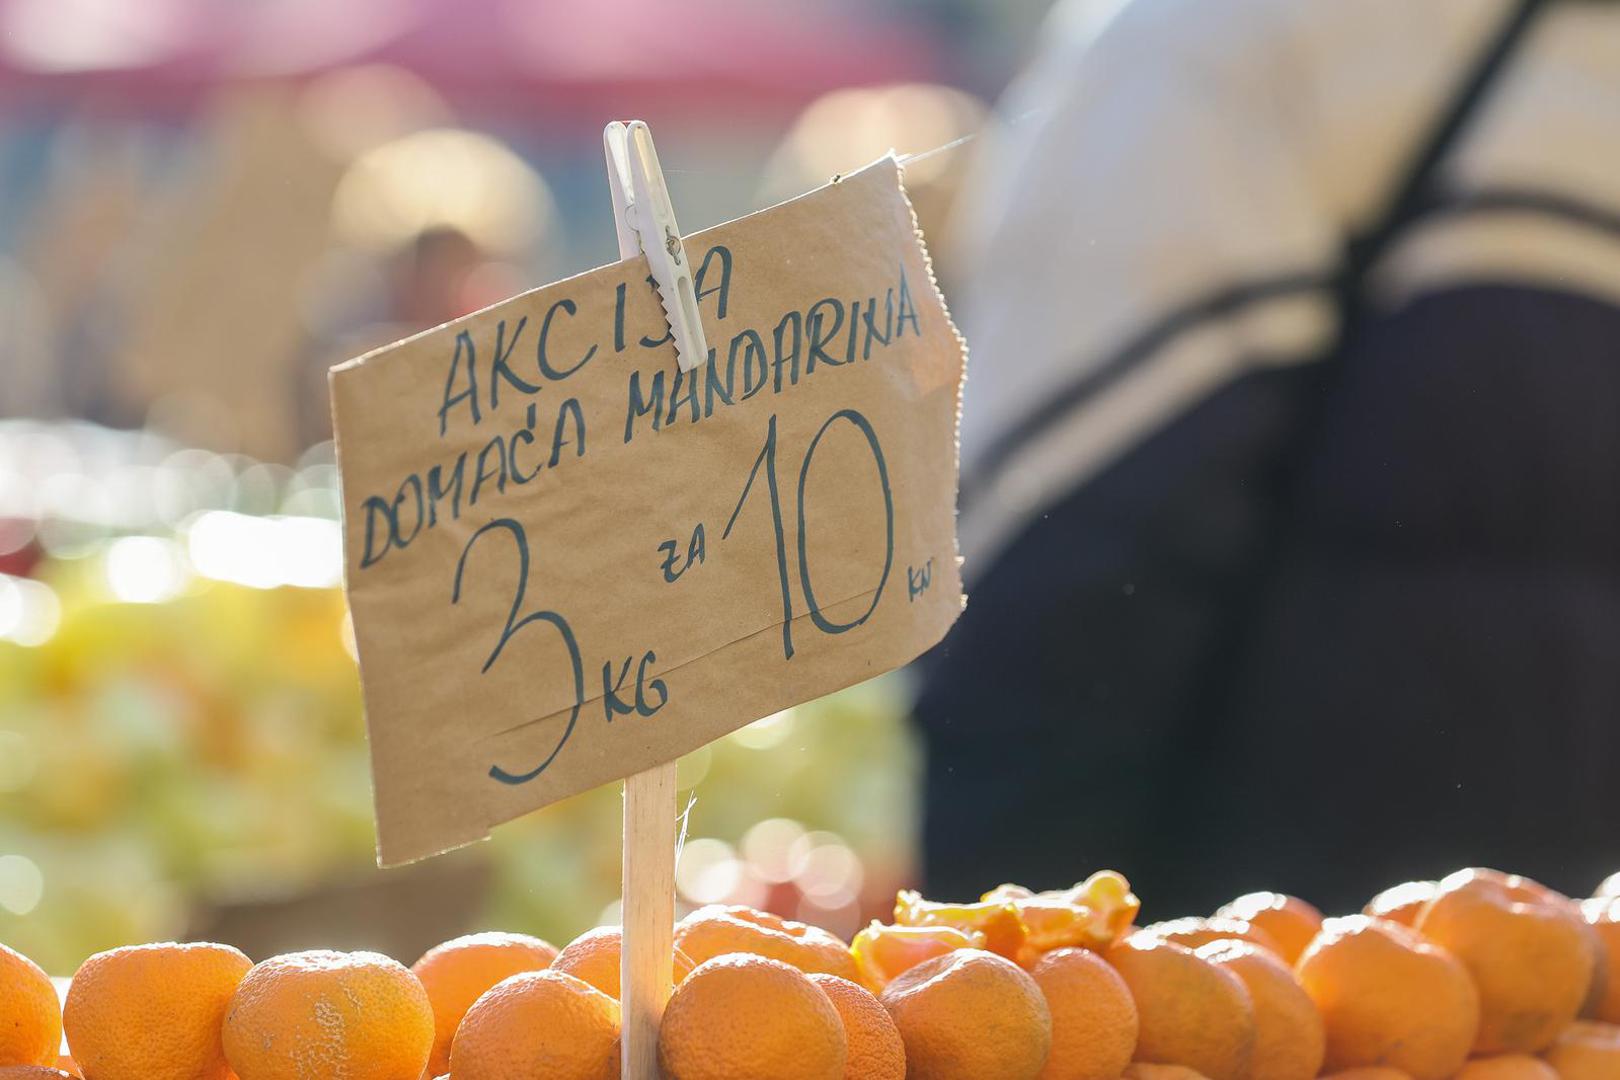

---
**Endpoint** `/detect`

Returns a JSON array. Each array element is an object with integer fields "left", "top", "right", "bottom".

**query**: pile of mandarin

[{"left": 3, "top": 866, "right": 1620, "bottom": 1080}]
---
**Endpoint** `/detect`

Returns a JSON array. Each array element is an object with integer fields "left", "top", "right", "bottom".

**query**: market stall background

[{"left": 0, "top": 0, "right": 1063, "bottom": 975}]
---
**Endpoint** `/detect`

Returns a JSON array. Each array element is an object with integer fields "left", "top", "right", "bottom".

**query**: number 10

[{"left": 723, "top": 409, "right": 894, "bottom": 660}]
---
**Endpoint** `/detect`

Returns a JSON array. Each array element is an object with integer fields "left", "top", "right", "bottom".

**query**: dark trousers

[{"left": 916, "top": 284, "right": 1620, "bottom": 919}]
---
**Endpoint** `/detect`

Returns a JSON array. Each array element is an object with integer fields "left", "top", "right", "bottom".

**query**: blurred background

[
  {"left": 16, "top": 0, "right": 1619, "bottom": 979},
  {"left": 0, "top": 0, "right": 1057, "bottom": 974}
]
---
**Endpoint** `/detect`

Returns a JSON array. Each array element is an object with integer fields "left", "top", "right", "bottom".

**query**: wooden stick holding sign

[
  {"left": 620, "top": 762, "right": 676, "bottom": 1078},
  {"left": 603, "top": 119, "right": 704, "bottom": 1080},
  {"left": 330, "top": 123, "right": 966, "bottom": 1078}
]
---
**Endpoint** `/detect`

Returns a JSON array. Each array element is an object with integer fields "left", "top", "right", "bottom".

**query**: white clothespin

[{"left": 604, "top": 120, "right": 709, "bottom": 373}]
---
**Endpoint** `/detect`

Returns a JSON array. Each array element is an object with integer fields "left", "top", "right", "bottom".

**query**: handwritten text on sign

[{"left": 331, "top": 160, "right": 965, "bottom": 866}]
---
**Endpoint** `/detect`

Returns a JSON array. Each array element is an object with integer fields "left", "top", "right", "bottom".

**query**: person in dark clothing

[{"left": 918, "top": 0, "right": 1620, "bottom": 918}]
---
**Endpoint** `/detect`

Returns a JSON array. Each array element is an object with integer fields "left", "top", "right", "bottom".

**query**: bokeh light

[
  {"left": 741, "top": 817, "right": 807, "bottom": 884},
  {"left": 791, "top": 834, "right": 865, "bottom": 908},
  {"left": 0, "top": 575, "right": 61, "bottom": 646},
  {"left": 0, "top": 0, "right": 188, "bottom": 74},
  {"left": 728, "top": 709, "right": 797, "bottom": 751},
  {"left": 185, "top": 512, "right": 342, "bottom": 590},
  {"left": 104, "top": 536, "right": 190, "bottom": 604},
  {"left": 332, "top": 128, "right": 555, "bottom": 257},
  {"left": 675, "top": 838, "right": 743, "bottom": 906},
  {"left": 296, "top": 64, "right": 454, "bottom": 162},
  {"left": 762, "top": 83, "right": 989, "bottom": 194},
  {"left": 0, "top": 854, "right": 45, "bottom": 916}
]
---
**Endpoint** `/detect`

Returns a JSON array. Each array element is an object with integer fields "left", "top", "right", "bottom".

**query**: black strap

[
  {"left": 1190, "top": 0, "right": 1553, "bottom": 772},
  {"left": 1337, "top": 0, "right": 1547, "bottom": 305}
]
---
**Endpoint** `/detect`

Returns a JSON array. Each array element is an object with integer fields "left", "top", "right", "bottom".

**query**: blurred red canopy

[{"left": 0, "top": 0, "right": 943, "bottom": 122}]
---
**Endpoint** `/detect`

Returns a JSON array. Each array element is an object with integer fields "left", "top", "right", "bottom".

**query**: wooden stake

[{"left": 621, "top": 761, "right": 678, "bottom": 1080}]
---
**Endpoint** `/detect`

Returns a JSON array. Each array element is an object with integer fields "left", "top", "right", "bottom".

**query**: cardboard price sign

[{"left": 332, "top": 159, "right": 965, "bottom": 866}]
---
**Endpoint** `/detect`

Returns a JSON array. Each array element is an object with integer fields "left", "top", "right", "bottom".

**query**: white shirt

[{"left": 954, "top": 0, "right": 1620, "bottom": 571}]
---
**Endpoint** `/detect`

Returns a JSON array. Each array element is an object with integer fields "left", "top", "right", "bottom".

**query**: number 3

[{"left": 452, "top": 518, "right": 584, "bottom": 785}]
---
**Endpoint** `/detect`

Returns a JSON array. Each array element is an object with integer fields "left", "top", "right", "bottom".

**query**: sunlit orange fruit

[
  {"left": 1214, "top": 893, "right": 1323, "bottom": 965},
  {"left": 412, "top": 931, "right": 559, "bottom": 1076},
  {"left": 1415, "top": 868, "right": 1592, "bottom": 1053},
  {"left": 1363, "top": 882, "right": 1438, "bottom": 927},
  {"left": 1295, "top": 916, "right": 1478, "bottom": 1080},
  {"left": 1104, "top": 932, "right": 1255, "bottom": 1080}
]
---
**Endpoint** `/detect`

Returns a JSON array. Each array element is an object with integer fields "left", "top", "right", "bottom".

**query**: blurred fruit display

[{"left": 0, "top": 420, "right": 921, "bottom": 975}]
